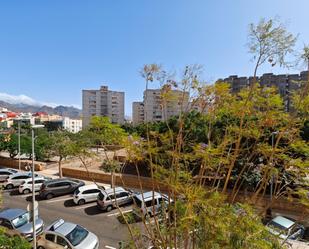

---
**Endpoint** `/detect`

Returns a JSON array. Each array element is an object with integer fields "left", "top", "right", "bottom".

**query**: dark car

[
  {"left": 0, "top": 208, "right": 44, "bottom": 241},
  {"left": 39, "top": 178, "right": 85, "bottom": 200}
]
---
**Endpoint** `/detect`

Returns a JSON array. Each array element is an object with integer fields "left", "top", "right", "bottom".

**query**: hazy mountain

[{"left": 0, "top": 101, "right": 82, "bottom": 118}]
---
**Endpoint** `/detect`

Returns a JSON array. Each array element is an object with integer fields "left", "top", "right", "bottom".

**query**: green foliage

[
  {"left": 0, "top": 229, "right": 31, "bottom": 249},
  {"left": 248, "top": 17, "right": 297, "bottom": 74},
  {"left": 86, "top": 116, "right": 127, "bottom": 146}
]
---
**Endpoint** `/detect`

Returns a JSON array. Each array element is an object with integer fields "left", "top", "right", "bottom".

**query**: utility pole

[
  {"left": 30, "top": 124, "right": 44, "bottom": 249},
  {"left": 18, "top": 120, "right": 21, "bottom": 171}
]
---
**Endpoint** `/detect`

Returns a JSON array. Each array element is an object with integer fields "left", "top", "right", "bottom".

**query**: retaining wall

[
  {"left": 62, "top": 166, "right": 309, "bottom": 221},
  {"left": 0, "top": 157, "right": 45, "bottom": 171}
]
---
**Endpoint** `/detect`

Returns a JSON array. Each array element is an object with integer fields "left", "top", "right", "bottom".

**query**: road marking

[
  {"left": 46, "top": 196, "right": 72, "bottom": 203},
  {"left": 74, "top": 203, "right": 96, "bottom": 210},
  {"left": 17, "top": 193, "right": 33, "bottom": 198},
  {"left": 105, "top": 246, "right": 116, "bottom": 249},
  {"left": 107, "top": 209, "right": 132, "bottom": 217}
]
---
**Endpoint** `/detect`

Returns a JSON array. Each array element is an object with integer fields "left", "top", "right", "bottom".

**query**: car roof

[
  {"left": 0, "top": 168, "right": 17, "bottom": 172},
  {"left": 0, "top": 208, "right": 27, "bottom": 220},
  {"left": 135, "top": 191, "right": 162, "bottom": 201},
  {"left": 9, "top": 172, "right": 33, "bottom": 177},
  {"left": 272, "top": 216, "right": 295, "bottom": 229},
  {"left": 47, "top": 220, "right": 76, "bottom": 236},
  {"left": 78, "top": 184, "right": 99, "bottom": 192},
  {"left": 103, "top": 187, "right": 125, "bottom": 195},
  {"left": 45, "top": 178, "right": 77, "bottom": 184}
]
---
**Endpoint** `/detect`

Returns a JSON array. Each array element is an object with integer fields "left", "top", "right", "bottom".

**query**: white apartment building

[
  {"left": 133, "top": 87, "right": 189, "bottom": 124},
  {"left": 63, "top": 117, "right": 82, "bottom": 133},
  {"left": 82, "top": 85, "right": 125, "bottom": 127},
  {"left": 132, "top": 102, "right": 144, "bottom": 125}
]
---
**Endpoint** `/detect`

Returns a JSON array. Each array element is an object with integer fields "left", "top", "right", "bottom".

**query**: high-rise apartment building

[
  {"left": 132, "top": 102, "right": 144, "bottom": 125},
  {"left": 133, "top": 87, "right": 189, "bottom": 124},
  {"left": 222, "top": 71, "right": 308, "bottom": 111},
  {"left": 82, "top": 85, "right": 125, "bottom": 127}
]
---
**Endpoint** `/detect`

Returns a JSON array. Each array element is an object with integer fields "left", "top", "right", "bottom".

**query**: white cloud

[{"left": 0, "top": 92, "right": 58, "bottom": 107}]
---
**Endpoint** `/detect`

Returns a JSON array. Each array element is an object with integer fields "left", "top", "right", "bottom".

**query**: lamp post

[
  {"left": 18, "top": 120, "right": 21, "bottom": 171},
  {"left": 31, "top": 124, "right": 44, "bottom": 249}
]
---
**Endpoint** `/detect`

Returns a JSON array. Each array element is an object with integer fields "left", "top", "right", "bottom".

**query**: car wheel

[
  {"left": 37, "top": 246, "right": 45, "bottom": 249},
  {"left": 45, "top": 193, "right": 54, "bottom": 200},
  {"left": 106, "top": 205, "right": 113, "bottom": 212},
  {"left": 23, "top": 189, "right": 30, "bottom": 194},
  {"left": 78, "top": 199, "right": 85, "bottom": 205},
  {"left": 6, "top": 184, "right": 13, "bottom": 189}
]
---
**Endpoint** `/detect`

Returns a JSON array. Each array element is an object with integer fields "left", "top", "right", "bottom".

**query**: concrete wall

[
  {"left": 62, "top": 166, "right": 170, "bottom": 191},
  {"left": 0, "top": 157, "right": 45, "bottom": 171}
]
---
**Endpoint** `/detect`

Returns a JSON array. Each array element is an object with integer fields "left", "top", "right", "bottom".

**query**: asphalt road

[{"left": 1, "top": 188, "right": 133, "bottom": 249}]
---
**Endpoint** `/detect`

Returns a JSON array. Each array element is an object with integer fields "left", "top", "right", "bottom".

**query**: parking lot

[{"left": 1, "top": 183, "right": 134, "bottom": 248}]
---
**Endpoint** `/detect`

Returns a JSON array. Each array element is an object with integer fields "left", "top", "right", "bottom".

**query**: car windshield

[
  {"left": 65, "top": 225, "right": 89, "bottom": 246},
  {"left": 268, "top": 221, "right": 289, "bottom": 235},
  {"left": 11, "top": 212, "right": 29, "bottom": 228}
]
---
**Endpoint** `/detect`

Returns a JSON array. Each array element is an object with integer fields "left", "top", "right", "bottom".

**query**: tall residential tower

[{"left": 82, "top": 85, "right": 125, "bottom": 127}]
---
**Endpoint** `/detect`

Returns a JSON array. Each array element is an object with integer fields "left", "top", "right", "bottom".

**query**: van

[
  {"left": 133, "top": 191, "right": 170, "bottom": 218},
  {"left": 96, "top": 187, "right": 132, "bottom": 212}
]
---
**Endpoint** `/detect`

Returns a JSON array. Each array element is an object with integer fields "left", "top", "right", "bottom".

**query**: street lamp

[
  {"left": 30, "top": 124, "right": 44, "bottom": 249},
  {"left": 15, "top": 118, "right": 22, "bottom": 171}
]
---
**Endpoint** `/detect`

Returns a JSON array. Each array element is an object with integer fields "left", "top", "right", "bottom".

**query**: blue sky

[{"left": 0, "top": 0, "right": 308, "bottom": 116}]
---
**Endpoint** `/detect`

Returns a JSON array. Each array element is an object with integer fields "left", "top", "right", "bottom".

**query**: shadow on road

[
  {"left": 25, "top": 195, "right": 41, "bottom": 202},
  {"left": 84, "top": 205, "right": 102, "bottom": 216},
  {"left": 9, "top": 190, "right": 20, "bottom": 196},
  {"left": 64, "top": 199, "right": 76, "bottom": 208}
]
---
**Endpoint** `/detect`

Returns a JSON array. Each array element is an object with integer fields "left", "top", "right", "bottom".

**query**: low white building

[{"left": 63, "top": 117, "right": 82, "bottom": 133}]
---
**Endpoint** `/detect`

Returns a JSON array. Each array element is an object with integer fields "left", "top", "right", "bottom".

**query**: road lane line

[
  {"left": 46, "top": 196, "right": 72, "bottom": 203},
  {"left": 107, "top": 209, "right": 132, "bottom": 217},
  {"left": 105, "top": 246, "right": 116, "bottom": 249},
  {"left": 74, "top": 203, "right": 96, "bottom": 210},
  {"left": 17, "top": 193, "right": 33, "bottom": 198}
]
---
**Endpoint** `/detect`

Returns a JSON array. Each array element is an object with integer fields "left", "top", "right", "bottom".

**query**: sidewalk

[{"left": 39, "top": 165, "right": 111, "bottom": 189}]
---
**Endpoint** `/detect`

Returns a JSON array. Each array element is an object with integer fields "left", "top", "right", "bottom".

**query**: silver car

[
  {"left": 97, "top": 187, "right": 133, "bottom": 212},
  {"left": 0, "top": 208, "right": 44, "bottom": 241},
  {"left": 37, "top": 219, "right": 99, "bottom": 249},
  {"left": 0, "top": 168, "right": 18, "bottom": 182}
]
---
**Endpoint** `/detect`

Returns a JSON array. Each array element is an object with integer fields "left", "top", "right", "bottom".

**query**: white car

[
  {"left": 37, "top": 219, "right": 99, "bottom": 249},
  {"left": 0, "top": 168, "right": 18, "bottom": 182},
  {"left": 73, "top": 184, "right": 103, "bottom": 205},
  {"left": 18, "top": 177, "right": 48, "bottom": 194},
  {"left": 4, "top": 172, "right": 39, "bottom": 189}
]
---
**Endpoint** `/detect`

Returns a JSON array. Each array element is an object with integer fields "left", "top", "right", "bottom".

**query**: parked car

[
  {"left": 19, "top": 177, "right": 49, "bottom": 194},
  {"left": 39, "top": 178, "right": 85, "bottom": 200},
  {"left": 73, "top": 184, "right": 104, "bottom": 205},
  {"left": 133, "top": 191, "right": 170, "bottom": 218},
  {"left": 3, "top": 172, "right": 40, "bottom": 189},
  {"left": 37, "top": 219, "right": 99, "bottom": 249},
  {"left": 0, "top": 208, "right": 44, "bottom": 241},
  {"left": 0, "top": 168, "right": 18, "bottom": 182},
  {"left": 97, "top": 187, "right": 133, "bottom": 212},
  {"left": 267, "top": 216, "right": 305, "bottom": 240}
]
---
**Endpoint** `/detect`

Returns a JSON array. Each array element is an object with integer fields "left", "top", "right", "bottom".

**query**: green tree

[
  {"left": 83, "top": 116, "right": 127, "bottom": 186},
  {"left": 49, "top": 130, "right": 76, "bottom": 178}
]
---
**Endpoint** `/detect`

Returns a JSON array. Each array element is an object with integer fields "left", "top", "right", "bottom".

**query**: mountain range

[{"left": 0, "top": 101, "right": 82, "bottom": 118}]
